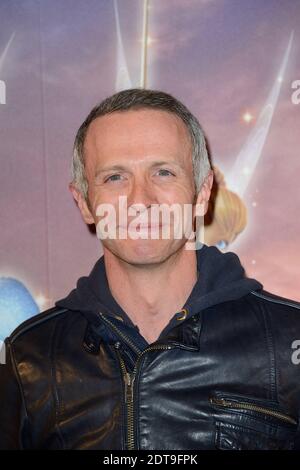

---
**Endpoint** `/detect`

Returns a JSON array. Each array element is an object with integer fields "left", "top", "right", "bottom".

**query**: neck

[{"left": 103, "top": 247, "right": 198, "bottom": 344}]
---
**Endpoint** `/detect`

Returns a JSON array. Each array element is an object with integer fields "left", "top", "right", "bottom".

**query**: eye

[
  {"left": 104, "top": 174, "right": 123, "bottom": 183},
  {"left": 156, "top": 169, "right": 175, "bottom": 177}
]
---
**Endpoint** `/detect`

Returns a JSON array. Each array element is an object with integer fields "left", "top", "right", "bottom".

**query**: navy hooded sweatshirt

[{"left": 55, "top": 244, "right": 263, "bottom": 350}]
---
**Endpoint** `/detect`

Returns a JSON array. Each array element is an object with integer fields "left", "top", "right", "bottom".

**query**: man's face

[{"left": 74, "top": 108, "right": 210, "bottom": 266}]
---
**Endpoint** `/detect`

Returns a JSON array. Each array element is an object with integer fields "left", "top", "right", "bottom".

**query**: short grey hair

[{"left": 72, "top": 88, "right": 211, "bottom": 200}]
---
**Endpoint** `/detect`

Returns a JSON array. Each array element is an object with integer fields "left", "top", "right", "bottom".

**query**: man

[{"left": 0, "top": 88, "right": 299, "bottom": 450}]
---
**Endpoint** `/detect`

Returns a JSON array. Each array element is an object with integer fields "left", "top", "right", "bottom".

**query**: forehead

[{"left": 84, "top": 108, "right": 192, "bottom": 164}]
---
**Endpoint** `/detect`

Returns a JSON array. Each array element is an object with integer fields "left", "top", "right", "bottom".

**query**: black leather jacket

[{"left": 1, "top": 246, "right": 300, "bottom": 450}]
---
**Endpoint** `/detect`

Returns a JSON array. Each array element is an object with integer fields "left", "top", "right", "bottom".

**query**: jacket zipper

[
  {"left": 210, "top": 397, "right": 297, "bottom": 425},
  {"left": 99, "top": 312, "right": 141, "bottom": 355},
  {"left": 99, "top": 311, "right": 175, "bottom": 450},
  {"left": 115, "top": 343, "right": 174, "bottom": 450}
]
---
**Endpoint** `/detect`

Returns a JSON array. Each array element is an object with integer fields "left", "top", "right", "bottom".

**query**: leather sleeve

[{"left": 0, "top": 339, "right": 29, "bottom": 449}]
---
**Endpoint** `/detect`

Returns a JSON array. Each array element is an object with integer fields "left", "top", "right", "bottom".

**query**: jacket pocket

[{"left": 209, "top": 392, "right": 298, "bottom": 450}]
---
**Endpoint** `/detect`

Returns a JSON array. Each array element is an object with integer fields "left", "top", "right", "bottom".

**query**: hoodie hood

[{"left": 55, "top": 245, "right": 263, "bottom": 334}]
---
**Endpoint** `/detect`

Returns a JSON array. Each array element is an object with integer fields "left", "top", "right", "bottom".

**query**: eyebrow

[{"left": 94, "top": 160, "right": 184, "bottom": 179}]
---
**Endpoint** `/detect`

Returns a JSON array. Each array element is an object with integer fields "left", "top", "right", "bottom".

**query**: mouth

[
  {"left": 118, "top": 223, "right": 165, "bottom": 230},
  {"left": 137, "top": 223, "right": 163, "bottom": 229}
]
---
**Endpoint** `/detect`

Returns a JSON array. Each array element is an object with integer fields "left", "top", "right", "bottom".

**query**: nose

[{"left": 127, "top": 176, "right": 157, "bottom": 210}]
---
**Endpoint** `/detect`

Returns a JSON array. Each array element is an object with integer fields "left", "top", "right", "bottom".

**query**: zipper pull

[
  {"left": 210, "top": 397, "right": 230, "bottom": 406},
  {"left": 124, "top": 372, "right": 135, "bottom": 403}
]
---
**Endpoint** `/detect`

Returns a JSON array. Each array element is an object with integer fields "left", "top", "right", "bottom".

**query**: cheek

[
  {"left": 91, "top": 195, "right": 125, "bottom": 230},
  {"left": 162, "top": 184, "right": 195, "bottom": 204},
  {"left": 89, "top": 187, "right": 118, "bottom": 209}
]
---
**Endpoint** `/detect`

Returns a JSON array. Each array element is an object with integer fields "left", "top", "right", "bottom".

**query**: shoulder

[
  {"left": 249, "top": 289, "right": 300, "bottom": 311},
  {"left": 5, "top": 306, "right": 88, "bottom": 382},
  {"left": 8, "top": 307, "right": 68, "bottom": 344},
  {"left": 8, "top": 305, "right": 82, "bottom": 349},
  {"left": 246, "top": 289, "right": 300, "bottom": 334}
]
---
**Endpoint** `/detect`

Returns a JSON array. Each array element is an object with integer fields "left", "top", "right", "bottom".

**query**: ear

[
  {"left": 194, "top": 170, "right": 214, "bottom": 217},
  {"left": 69, "top": 183, "right": 95, "bottom": 225}
]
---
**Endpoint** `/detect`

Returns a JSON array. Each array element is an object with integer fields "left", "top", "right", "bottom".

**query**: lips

[
  {"left": 119, "top": 224, "right": 165, "bottom": 229},
  {"left": 137, "top": 224, "right": 162, "bottom": 229}
]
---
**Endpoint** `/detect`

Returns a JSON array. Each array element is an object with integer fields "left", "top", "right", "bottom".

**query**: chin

[{"left": 108, "top": 239, "right": 185, "bottom": 266}]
